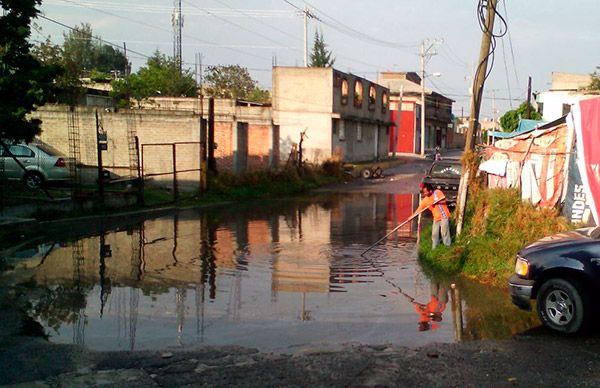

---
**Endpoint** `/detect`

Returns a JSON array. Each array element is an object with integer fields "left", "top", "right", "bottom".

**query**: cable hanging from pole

[{"left": 473, "top": 0, "right": 507, "bottom": 109}]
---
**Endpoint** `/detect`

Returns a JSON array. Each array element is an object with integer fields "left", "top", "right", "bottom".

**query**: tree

[
  {"left": 0, "top": 0, "right": 60, "bottom": 143},
  {"left": 31, "top": 33, "right": 83, "bottom": 104},
  {"left": 111, "top": 50, "right": 196, "bottom": 107},
  {"left": 588, "top": 66, "right": 600, "bottom": 91},
  {"left": 309, "top": 30, "right": 335, "bottom": 68},
  {"left": 62, "top": 23, "right": 128, "bottom": 77},
  {"left": 499, "top": 101, "right": 542, "bottom": 132},
  {"left": 246, "top": 87, "right": 270, "bottom": 104},
  {"left": 204, "top": 65, "right": 259, "bottom": 100}
]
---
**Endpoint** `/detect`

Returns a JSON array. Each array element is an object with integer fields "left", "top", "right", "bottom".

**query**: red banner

[{"left": 572, "top": 97, "right": 600, "bottom": 225}]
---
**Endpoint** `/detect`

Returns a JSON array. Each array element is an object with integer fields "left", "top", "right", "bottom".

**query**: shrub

[{"left": 419, "top": 188, "right": 571, "bottom": 286}]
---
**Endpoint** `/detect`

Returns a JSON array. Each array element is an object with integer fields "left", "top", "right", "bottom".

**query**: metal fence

[{"left": 141, "top": 141, "right": 205, "bottom": 202}]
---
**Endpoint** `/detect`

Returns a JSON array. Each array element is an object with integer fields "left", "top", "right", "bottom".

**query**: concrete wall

[
  {"left": 272, "top": 67, "right": 390, "bottom": 163},
  {"left": 272, "top": 67, "right": 334, "bottom": 163},
  {"left": 332, "top": 121, "right": 388, "bottom": 162},
  {"left": 32, "top": 100, "right": 275, "bottom": 188}
]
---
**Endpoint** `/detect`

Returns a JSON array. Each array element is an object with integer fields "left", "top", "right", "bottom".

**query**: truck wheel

[
  {"left": 361, "top": 168, "right": 372, "bottom": 179},
  {"left": 537, "top": 278, "right": 588, "bottom": 334}
]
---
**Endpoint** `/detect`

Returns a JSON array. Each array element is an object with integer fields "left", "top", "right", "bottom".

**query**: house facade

[
  {"left": 272, "top": 67, "right": 391, "bottom": 163},
  {"left": 537, "top": 72, "right": 598, "bottom": 122},
  {"left": 378, "top": 72, "right": 455, "bottom": 153}
]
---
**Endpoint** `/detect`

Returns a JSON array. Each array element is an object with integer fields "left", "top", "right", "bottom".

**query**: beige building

[{"left": 272, "top": 67, "right": 391, "bottom": 163}]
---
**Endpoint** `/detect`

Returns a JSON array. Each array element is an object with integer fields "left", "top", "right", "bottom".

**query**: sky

[{"left": 33, "top": 0, "right": 600, "bottom": 118}]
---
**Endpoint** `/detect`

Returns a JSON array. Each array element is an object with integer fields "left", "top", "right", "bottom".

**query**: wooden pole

[
  {"left": 456, "top": 0, "right": 498, "bottom": 236},
  {"left": 526, "top": 76, "right": 532, "bottom": 119},
  {"left": 95, "top": 110, "right": 104, "bottom": 205},
  {"left": 208, "top": 97, "right": 216, "bottom": 174}
]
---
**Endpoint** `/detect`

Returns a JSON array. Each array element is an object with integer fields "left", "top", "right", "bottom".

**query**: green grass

[{"left": 419, "top": 188, "right": 572, "bottom": 287}]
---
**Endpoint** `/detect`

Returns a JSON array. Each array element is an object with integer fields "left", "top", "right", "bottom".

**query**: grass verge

[{"left": 418, "top": 187, "right": 571, "bottom": 287}]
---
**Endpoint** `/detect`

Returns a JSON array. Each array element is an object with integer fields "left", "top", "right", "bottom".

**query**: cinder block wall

[{"left": 32, "top": 103, "right": 276, "bottom": 187}]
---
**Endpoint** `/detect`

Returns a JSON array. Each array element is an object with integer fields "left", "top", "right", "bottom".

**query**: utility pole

[
  {"left": 456, "top": 0, "right": 498, "bottom": 236},
  {"left": 123, "top": 42, "right": 129, "bottom": 76},
  {"left": 464, "top": 0, "right": 497, "bottom": 151},
  {"left": 419, "top": 39, "right": 442, "bottom": 156},
  {"left": 208, "top": 97, "right": 216, "bottom": 174},
  {"left": 526, "top": 76, "right": 532, "bottom": 119},
  {"left": 303, "top": 6, "right": 309, "bottom": 67}
]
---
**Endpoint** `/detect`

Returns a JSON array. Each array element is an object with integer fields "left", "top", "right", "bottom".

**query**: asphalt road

[{"left": 5, "top": 150, "right": 600, "bottom": 387}]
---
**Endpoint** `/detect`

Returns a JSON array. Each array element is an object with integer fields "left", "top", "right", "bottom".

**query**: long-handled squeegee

[{"left": 361, "top": 197, "right": 444, "bottom": 256}]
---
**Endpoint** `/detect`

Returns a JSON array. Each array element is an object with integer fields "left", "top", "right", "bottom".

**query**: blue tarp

[{"left": 489, "top": 119, "right": 548, "bottom": 139}]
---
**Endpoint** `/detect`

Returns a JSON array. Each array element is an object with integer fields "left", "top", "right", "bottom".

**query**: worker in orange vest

[{"left": 413, "top": 183, "right": 452, "bottom": 249}]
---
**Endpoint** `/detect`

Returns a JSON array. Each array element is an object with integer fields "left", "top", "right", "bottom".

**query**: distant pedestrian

[
  {"left": 434, "top": 146, "right": 442, "bottom": 161},
  {"left": 412, "top": 183, "right": 451, "bottom": 249}
]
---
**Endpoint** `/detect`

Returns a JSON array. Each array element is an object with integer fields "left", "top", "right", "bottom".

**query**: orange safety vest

[{"left": 417, "top": 189, "right": 451, "bottom": 222}]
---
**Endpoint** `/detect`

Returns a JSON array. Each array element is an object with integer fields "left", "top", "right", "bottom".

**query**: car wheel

[
  {"left": 536, "top": 278, "right": 588, "bottom": 334},
  {"left": 24, "top": 171, "right": 44, "bottom": 189}
]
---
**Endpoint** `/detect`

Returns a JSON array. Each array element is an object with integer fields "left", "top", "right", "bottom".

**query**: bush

[{"left": 419, "top": 188, "right": 571, "bottom": 286}]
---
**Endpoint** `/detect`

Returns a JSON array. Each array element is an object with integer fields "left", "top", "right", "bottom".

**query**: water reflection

[{"left": 0, "top": 193, "right": 540, "bottom": 352}]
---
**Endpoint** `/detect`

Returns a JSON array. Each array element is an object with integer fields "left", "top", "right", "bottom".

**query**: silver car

[{"left": 0, "top": 142, "right": 71, "bottom": 189}]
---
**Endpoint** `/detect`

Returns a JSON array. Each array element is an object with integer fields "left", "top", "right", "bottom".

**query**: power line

[
  {"left": 211, "top": 0, "right": 300, "bottom": 42},
  {"left": 36, "top": 14, "right": 275, "bottom": 76},
  {"left": 502, "top": 0, "right": 519, "bottom": 86},
  {"left": 48, "top": 0, "right": 273, "bottom": 62},
  {"left": 184, "top": 0, "right": 298, "bottom": 50},
  {"left": 43, "top": 0, "right": 294, "bottom": 18},
  {"left": 299, "top": 0, "right": 418, "bottom": 50},
  {"left": 38, "top": 14, "right": 152, "bottom": 60}
]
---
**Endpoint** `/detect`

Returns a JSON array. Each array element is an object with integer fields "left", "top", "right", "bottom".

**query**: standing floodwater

[{"left": 0, "top": 193, "right": 538, "bottom": 352}]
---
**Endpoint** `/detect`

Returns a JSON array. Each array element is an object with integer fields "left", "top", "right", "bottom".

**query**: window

[
  {"left": 338, "top": 120, "right": 345, "bottom": 141},
  {"left": 382, "top": 92, "right": 388, "bottom": 113},
  {"left": 562, "top": 103, "right": 571, "bottom": 116},
  {"left": 368, "top": 85, "right": 376, "bottom": 111},
  {"left": 341, "top": 78, "right": 349, "bottom": 105},
  {"left": 430, "top": 163, "right": 461, "bottom": 177},
  {"left": 8, "top": 145, "right": 35, "bottom": 157},
  {"left": 353, "top": 80, "right": 363, "bottom": 108},
  {"left": 357, "top": 122, "right": 363, "bottom": 141}
]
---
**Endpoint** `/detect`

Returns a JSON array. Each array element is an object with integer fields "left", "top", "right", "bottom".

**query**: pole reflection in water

[
  {"left": 451, "top": 283, "right": 464, "bottom": 342},
  {"left": 0, "top": 193, "right": 540, "bottom": 352}
]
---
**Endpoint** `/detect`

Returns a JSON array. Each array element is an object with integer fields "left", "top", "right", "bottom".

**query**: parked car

[
  {"left": 421, "top": 160, "right": 462, "bottom": 203},
  {"left": 0, "top": 142, "right": 70, "bottom": 189},
  {"left": 509, "top": 227, "right": 600, "bottom": 333}
]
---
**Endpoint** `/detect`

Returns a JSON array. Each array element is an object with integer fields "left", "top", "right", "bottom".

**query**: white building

[{"left": 537, "top": 72, "right": 598, "bottom": 121}]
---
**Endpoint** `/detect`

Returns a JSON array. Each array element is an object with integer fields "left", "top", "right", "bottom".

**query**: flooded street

[{"left": 0, "top": 193, "right": 538, "bottom": 353}]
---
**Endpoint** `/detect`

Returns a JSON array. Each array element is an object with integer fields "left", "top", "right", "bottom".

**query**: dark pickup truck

[{"left": 421, "top": 161, "right": 462, "bottom": 204}]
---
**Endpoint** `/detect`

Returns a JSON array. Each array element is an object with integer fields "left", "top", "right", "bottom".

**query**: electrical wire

[
  {"left": 502, "top": 0, "right": 520, "bottom": 86},
  {"left": 472, "top": 0, "right": 507, "bottom": 110},
  {"left": 43, "top": 0, "right": 294, "bottom": 18},
  {"left": 302, "top": 0, "right": 418, "bottom": 50},
  {"left": 47, "top": 0, "right": 273, "bottom": 62},
  {"left": 211, "top": 0, "right": 300, "bottom": 42},
  {"left": 183, "top": 0, "right": 299, "bottom": 50},
  {"left": 500, "top": 37, "right": 514, "bottom": 109}
]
